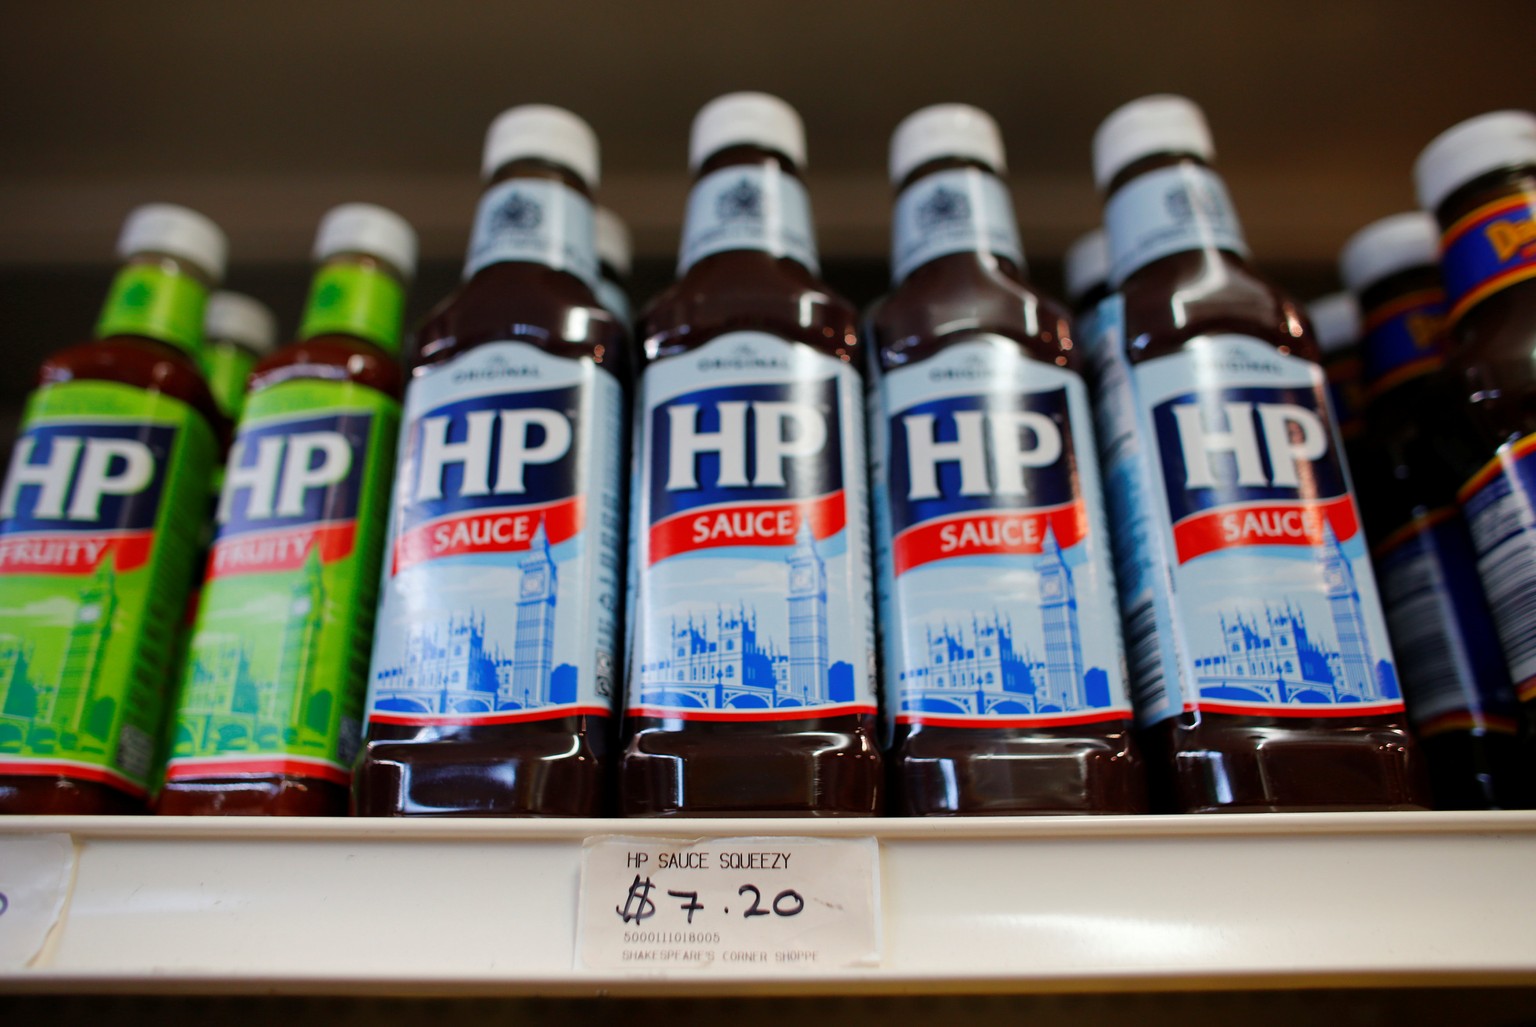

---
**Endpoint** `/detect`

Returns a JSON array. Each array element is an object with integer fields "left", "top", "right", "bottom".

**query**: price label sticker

[
  {"left": 577, "top": 835, "right": 880, "bottom": 972},
  {"left": 0, "top": 833, "right": 75, "bottom": 968}
]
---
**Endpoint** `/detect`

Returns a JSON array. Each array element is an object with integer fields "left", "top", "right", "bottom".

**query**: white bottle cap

[
  {"left": 313, "top": 203, "right": 419, "bottom": 281},
  {"left": 1339, "top": 212, "right": 1439, "bottom": 295},
  {"left": 482, "top": 104, "right": 601, "bottom": 188},
  {"left": 1092, "top": 94, "right": 1215, "bottom": 191},
  {"left": 888, "top": 103, "right": 1007, "bottom": 185},
  {"left": 204, "top": 291, "right": 279, "bottom": 355},
  {"left": 116, "top": 203, "right": 228, "bottom": 283},
  {"left": 1064, "top": 228, "right": 1110, "bottom": 305},
  {"left": 1414, "top": 110, "right": 1536, "bottom": 213},
  {"left": 689, "top": 92, "right": 806, "bottom": 171},
  {"left": 595, "top": 206, "right": 632, "bottom": 277},
  {"left": 1306, "top": 291, "right": 1362, "bottom": 355}
]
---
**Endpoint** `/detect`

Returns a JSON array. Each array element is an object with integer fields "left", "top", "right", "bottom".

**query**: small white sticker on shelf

[
  {"left": 577, "top": 835, "right": 880, "bottom": 973},
  {"left": 0, "top": 833, "right": 75, "bottom": 968}
]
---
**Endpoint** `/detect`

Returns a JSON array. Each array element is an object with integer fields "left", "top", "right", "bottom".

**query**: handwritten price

[{"left": 616, "top": 874, "right": 805, "bottom": 924}]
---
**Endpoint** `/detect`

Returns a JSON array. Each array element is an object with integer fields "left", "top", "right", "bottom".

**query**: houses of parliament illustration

[
  {"left": 637, "top": 522, "right": 855, "bottom": 709},
  {"left": 898, "top": 527, "right": 1111, "bottom": 716},
  {"left": 371, "top": 520, "right": 578, "bottom": 715}
]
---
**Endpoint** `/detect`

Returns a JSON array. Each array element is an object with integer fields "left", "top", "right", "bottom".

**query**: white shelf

[{"left": 2, "top": 812, "right": 1534, "bottom": 996}]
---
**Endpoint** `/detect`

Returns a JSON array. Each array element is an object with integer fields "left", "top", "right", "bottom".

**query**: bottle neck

[
  {"left": 298, "top": 253, "right": 407, "bottom": 354},
  {"left": 1434, "top": 165, "right": 1536, "bottom": 330},
  {"left": 1102, "top": 154, "right": 1249, "bottom": 287},
  {"left": 1356, "top": 265, "right": 1449, "bottom": 401},
  {"left": 463, "top": 159, "right": 600, "bottom": 290},
  {"left": 202, "top": 337, "right": 260, "bottom": 419},
  {"left": 94, "top": 253, "right": 212, "bottom": 358},
  {"left": 678, "top": 147, "right": 820, "bottom": 276},
  {"left": 889, "top": 159, "right": 1024, "bottom": 286}
]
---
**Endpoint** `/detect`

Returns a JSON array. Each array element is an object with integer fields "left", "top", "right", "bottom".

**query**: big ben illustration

[
  {"left": 54, "top": 556, "right": 120, "bottom": 741},
  {"left": 786, "top": 521, "right": 829, "bottom": 703},
  {"left": 281, "top": 547, "right": 329, "bottom": 737},
  {"left": 1037, "top": 525, "right": 1086, "bottom": 711},
  {"left": 1320, "top": 522, "right": 1376, "bottom": 699},
  {"left": 511, "top": 519, "right": 557, "bottom": 707}
]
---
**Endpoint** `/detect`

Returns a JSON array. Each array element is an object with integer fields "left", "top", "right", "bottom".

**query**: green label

[
  {"left": 203, "top": 341, "right": 259, "bottom": 421},
  {"left": 0, "top": 381, "right": 216, "bottom": 797},
  {"left": 95, "top": 264, "right": 208, "bottom": 357},
  {"left": 297, "top": 263, "right": 404, "bottom": 354},
  {"left": 166, "top": 378, "right": 400, "bottom": 784}
]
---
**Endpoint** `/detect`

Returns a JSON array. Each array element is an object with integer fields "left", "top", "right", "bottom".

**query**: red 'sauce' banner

[
  {"left": 209, "top": 522, "right": 358, "bottom": 579},
  {"left": 647, "top": 491, "right": 846, "bottom": 566},
  {"left": 892, "top": 501, "right": 1087, "bottom": 576},
  {"left": 0, "top": 530, "right": 154, "bottom": 575},
  {"left": 392, "top": 497, "right": 584, "bottom": 574},
  {"left": 1173, "top": 495, "right": 1359, "bottom": 564}
]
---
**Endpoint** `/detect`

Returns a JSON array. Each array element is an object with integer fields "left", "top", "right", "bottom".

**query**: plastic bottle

[
  {"left": 355, "top": 106, "right": 627, "bottom": 816},
  {"left": 202, "top": 292, "right": 279, "bottom": 422},
  {"left": 1086, "top": 95, "right": 1427, "bottom": 811},
  {"left": 158, "top": 204, "right": 417, "bottom": 815},
  {"left": 1306, "top": 291, "right": 1368, "bottom": 451},
  {"left": 594, "top": 206, "right": 635, "bottom": 330},
  {"left": 1414, "top": 110, "right": 1536, "bottom": 783},
  {"left": 1064, "top": 228, "right": 1111, "bottom": 318},
  {"left": 865, "top": 104, "right": 1145, "bottom": 815},
  {"left": 621, "top": 93, "right": 882, "bottom": 816},
  {"left": 0, "top": 204, "right": 228, "bottom": 814}
]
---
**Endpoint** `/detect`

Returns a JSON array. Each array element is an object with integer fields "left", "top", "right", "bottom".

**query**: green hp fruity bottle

[
  {"left": 1338, "top": 212, "right": 1523, "bottom": 809},
  {"left": 1088, "top": 96, "right": 1426, "bottom": 811},
  {"left": 0, "top": 204, "right": 227, "bottom": 814},
  {"left": 202, "top": 292, "right": 278, "bottom": 422},
  {"left": 356, "top": 107, "right": 627, "bottom": 817},
  {"left": 1414, "top": 110, "right": 1536, "bottom": 776},
  {"left": 867, "top": 105, "right": 1145, "bottom": 815},
  {"left": 622, "top": 93, "right": 882, "bottom": 815},
  {"left": 159, "top": 204, "right": 416, "bottom": 816}
]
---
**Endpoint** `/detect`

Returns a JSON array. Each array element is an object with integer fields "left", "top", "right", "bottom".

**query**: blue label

[
  {"left": 629, "top": 332, "right": 874, "bottom": 719},
  {"left": 1104, "top": 164, "right": 1249, "bottom": 286},
  {"left": 890, "top": 168, "right": 1024, "bottom": 285},
  {"left": 1360, "top": 288, "right": 1448, "bottom": 396},
  {"left": 366, "top": 342, "right": 624, "bottom": 725},
  {"left": 1441, "top": 195, "right": 1536, "bottom": 327},
  {"left": 1374, "top": 509, "right": 1517, "bottom": 732},
  {"left": 464, "top": 178, "right": 599, "bottom": 289},
  {"left": 0, "top": 422, "right": 175, "bottom": 534},
  {"left": 870, "top": 337, "right": 1130, "bottom": 727},
  {"left": 217, "top": 412, "right": 372, "bottom": 538},
  {"left": 1459, "top": 434, "right": 1536, "bottom": 702},
  {"left": 679, "top": 165, "right": 820, "bottom": 275}
]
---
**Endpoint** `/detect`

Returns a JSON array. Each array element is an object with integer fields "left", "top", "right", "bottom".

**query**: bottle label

[
  {"left": 889, "top": 168, "right": 1024, "bottom": 285},
  {"left": 298, "top": 263, "right": 405, "bottom": 353},
  {"left": 629, "top": 332, "right": 875, "bottom": 720},
  {"left": 0, "top": 381, "right": 216, "bottom": 796},
  {"left": 1440, "top": 193, "right": 1536, "bottom": 327},
  {"left": 595, "top": 277, "right": 633, "bottom": 330},
  {"left": 165, "top": 379, "right": 400, "bottom": 784},
  {"left": 1104, "top": 164, "right": 1249, "bottom": 286},
  {"left": 869, "top": 337, "right": 1130, "bottom": 728},
  {"left": 95, "top": 264, "right": 208, "bottom": 358},
  {"left": 1360, "top": 287, "right": 1448, "bottom": 398},
  {"left": 464, "top": 178, "right": 600, "bottom": 289},
  {"left": 365, "top": 342, "right": 623, "bottom": 726},
  {"left": 202, "top": 342, "right": 258, "bottom": 421},
  {"left": 1088, "top": 307, "right": 1401, "bottom": 724},
  {"left": 679, "top": 165, "right": 820, "bottom": 275},
  {"left": 1373, "top": 507, "right": 1517, "bottom": 735},
  {"left": 1458, "top": 433, "right": 1536, "bottom": 702}
]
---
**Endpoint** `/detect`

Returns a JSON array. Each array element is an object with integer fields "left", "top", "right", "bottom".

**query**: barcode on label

[
  {"left": 1123, "top": 599, "right": 1169, "bottom": 719},
  {"left": 1466, "top": 483, "right": 1536, "bottom": 690},
  {"left": 1378, "top": 549, "right": 1472, "bottom": 724}
]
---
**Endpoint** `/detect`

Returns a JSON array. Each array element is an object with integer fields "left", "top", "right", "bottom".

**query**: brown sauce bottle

[
  {"left": 353, "top": 106, "right": 627, "bottom": 816},
  {"left": 1415, "top": 110, "right": 1536, "bottom": 790},
  {"left": 621, "top": 93, "right": 882, "bottom": 816},
  {"left": 1337, "top": 213, "right": 1526, "bottom": 809},
  {"left": 157, "top": 204, "right": 417, "bottom": 816},
  {"left": 1088, "top": 96, "right": 1427, "bottom": 812},
  {"left": 0, "top": 204, "right": 228, "bottom": 814},
  {"left": 866, "top": 105, "right": 1146, "bottom": 815}
]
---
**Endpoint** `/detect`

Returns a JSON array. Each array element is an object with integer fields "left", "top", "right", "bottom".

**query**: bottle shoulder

[
  {"left": 249, "top": 335, "right": 404, "bottom": 401},
  {"left": 39, "top": 335, "right": 225, "bottom": 431}
]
